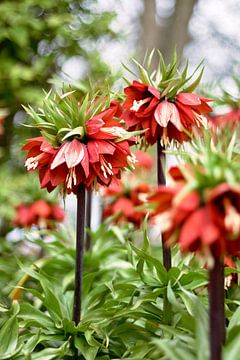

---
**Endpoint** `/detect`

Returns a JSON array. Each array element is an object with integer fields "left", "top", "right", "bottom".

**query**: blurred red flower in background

[
  {"left": 103, "top": 182, "right": 151, "bottom": 228},
  {"left": 13, "top": 200, "right": 65, "bottom": 229},
  {"left": 209, "top": 108, "right": 240, "bottom": 129},
  {"left": 134, "top": 150, "right": 153, "bottom": 170},
  {"left": 149, "top": 166, "right": 240, "bottom": 259}
]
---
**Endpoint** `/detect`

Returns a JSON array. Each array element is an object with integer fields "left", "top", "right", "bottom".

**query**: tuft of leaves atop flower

[
  {"left": 167, "top": 124, "right": 240, "bottom": 194},
  {"left": 123, "top": 49, "right": 204, "bottom": 101},
  {"left": 207, "top": 75, "right": 240, "bottom": 109},
  {"left": 22, "top": 87, "right": 113, "bottom": 147}
]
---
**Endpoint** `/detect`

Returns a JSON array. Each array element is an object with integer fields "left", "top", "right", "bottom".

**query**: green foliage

[
  {"left": 23, "top": 89, "right": 111, "bottom": 146},
  {"left": 1, "top": 220, "right": 239, "bottom": 359},
  {"left": 123, "top": 49, "right": 204, "bottom": 100},
  {"left": 0, "top": 0, "right": 116, "bottom": 107},
  {"left": 0, "top": 0, "right": 118, "bottom": 162}
]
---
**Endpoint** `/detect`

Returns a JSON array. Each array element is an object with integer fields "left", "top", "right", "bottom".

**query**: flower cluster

[
  {"left": 23, "top": 95, "right": 137, "bottom": 194},
  {"left": 13, "top": 200, "right": 65, "bottom": 229},
  {"left": 103, "top": 180, "right": 151, "bottom": 228},
  {"left": 102, "top": 150, "right": 154, "bottom": 228},
  {"left": 122, "top": 52, "right": 212, "bottom": 146},
  {"left": 207, "top": 75, "right": 240, "bottom": 130},
  {"left": 149, "top": 164, "right": 240, "bottom": 259}
]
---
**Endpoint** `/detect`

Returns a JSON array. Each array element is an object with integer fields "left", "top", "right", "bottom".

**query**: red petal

[
  {"left": 50, "top": 164, "right": 68, "bottom": 186},
  {"left": 176, "top": 93, "right": 202, "bottom": 106},
  {"left": 154, "top": 101, "right": 182, "bottom": 131},
  {"left": 50, "top": 143, "right": 68, "bottom": 169},
  {"left": 86, "top": 118, "right": 105, "bottom": 136},
  {"left": 202, "top": 222, "right": 220, "bottom": 245},
  {"left": 179, "top": 208, "right": 205, "bottom": 250},
  {"left": 22, "top": 137, "right": 44, "bottom": 151},
  {"left": 148, "top": 85, "right": 160, "bottom": 99},
  {"left": 64, "top": 140, "right": 85, "bottom": 168},
  {"left": 177, "top": 191, "right": 200, "bottom": 212},
  {"left": 81, "top": 145, "right": 89, "bottom": 177},
  {"left": 88, "top": 140, "right": 116, "bottom": 163},
  {"left": 31, "top": 200, "right": 51, "bottom": 218}
]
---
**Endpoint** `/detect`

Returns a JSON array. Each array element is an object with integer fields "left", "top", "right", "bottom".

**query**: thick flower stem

[
  {"left": 73, "top": 184, "right": 86, "bottom": 325},
  {"left": 85, "top": 190, "right": 92, "bottom": 251},
  {"left": 209, "top": 257, "right": 225, "bottom": 360},
  {"left": 157, "top": 141, "right": 172, "bottom": 271},
  {"left": 157, "top": 140, "right": 172, "bottom": 325}
]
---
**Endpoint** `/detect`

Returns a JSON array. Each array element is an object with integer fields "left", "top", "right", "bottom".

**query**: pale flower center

[
  {"left": 193, "top": 112, "right": 208, "bottom": 128},
  {"left": 154, "top": 210, "right": 173, "bottom": 233},
  {"left": 130, "top": 99, "right": 148, "bottom": 112},
  {"left": 100, "top": 155, "right": 113, "bottom": 178},
  {"left": 160, "top": 128, "right": 171, "bottom": 147},
  {"left": 224, "top": 198, "right": 240, "bottom": 235},
  {"left": 25, "top": 154, "right": 43, "bottom": 170},
  {"left": 66, "top": 167, "right": 77, "bottom": 189},
  {"left": 127, "top": 153, "right": 137, "bottom": 169}
]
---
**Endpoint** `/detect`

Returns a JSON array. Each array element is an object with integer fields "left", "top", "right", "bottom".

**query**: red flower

[
  {"left": 13, "top": 200, "right": 65, "bottom": 229},
  {"left": 149, "top": 174, "right": 240, "bottom": 259},
  {"left": 23, "top": 102, "right": 136, "bottom": 193},
  {"left": 102, "top": 182, "right": 152, "bottom": 228},
  {"left": 13, "top": 204, "right": 36, "bottom": 228},
  {"left": 122, "top": 80, "right": 212, "bottom": 145},
  {"left": 134, "top": 150, "right": 153, "bottom": 170},
  {"left": 209, "top": 108, "right": 240, "bottom": 129}
]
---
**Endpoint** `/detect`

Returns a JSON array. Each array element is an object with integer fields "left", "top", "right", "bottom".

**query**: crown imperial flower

[
  {"left": 122, "top": 51, "right": 213, "bottom": 146},
  {"left": 23, "top": 92, "right": 137, "bottom": 193}
]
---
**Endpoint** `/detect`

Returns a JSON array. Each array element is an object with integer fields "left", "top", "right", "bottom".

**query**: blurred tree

[
  {"left": 140, "top": 0, "right": 197, "bottom": 63},
  {"left": 0, "top": 0, "right": 118, "bottom": 162}
]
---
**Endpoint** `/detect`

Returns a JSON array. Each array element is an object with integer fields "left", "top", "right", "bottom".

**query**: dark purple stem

[
  {"left": 209, "top": 257, "right": 225, "bottom": 360},
  {"left": 73, "top": 183, "right": 86, "bottom": 325},
  {"left": 157, "top": 140, "right": 172, "bottom": 325},
  {"left": 85, "top": 190, "right": 92, "bottom": 251},
  {"left": 157, "top": 140, "right": 172, "bottom": 271}
]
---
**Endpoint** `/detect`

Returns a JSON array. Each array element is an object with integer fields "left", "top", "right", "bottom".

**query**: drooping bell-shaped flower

[
  {"left": 148, "top": 127, "right": 240, "bottom": 259},
  {"left": 23, "top": 92, "right": 137, "bottom": 194},
  {"left": 122, "top": 51, "right": 213, "bottom": 146}
]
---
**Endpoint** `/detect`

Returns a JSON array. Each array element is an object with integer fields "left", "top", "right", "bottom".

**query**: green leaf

[
  {"left": 228, "top": 305, "right": 240, "bottom": 330},
  {"left": 142, "top": 215, "right": 150, "bottom": 252},
  {"left": 194, "top": 300, "right": 209, "bottom": 360},
  {"left": 61, "top": 126, "right": 84, "bottom": 141},
  {"left": 183, "top": 67, "right": 204, "bottom": 93},
  {"left": 0, "top": 301, "right": 19, "bottom": 355},
  {"left": 130, "top": 244, "right": 167, "bottom": 284},
  {"left": 223, "top": 327, "right": 240, "bottom": 360},
  {"left": 78, "top": 94, "right": 89, "bottom": 125},
  {"left": 132, "top": 59, "right": 151, "bottom": 85},
  {"left": 153, "top": 338, "right": 195, "bottom": 360},
  {"left": 31, "top": 343, "right": 69, "bottom": 360},
  {"left": 75, "top": 336, "right": 98, "bottom": 360},
  {"left": 23, "top": 329, "right": 41, "bottom": 354},
  {"left": 19, "top": 303, "right": 55, "bottom": 330}
]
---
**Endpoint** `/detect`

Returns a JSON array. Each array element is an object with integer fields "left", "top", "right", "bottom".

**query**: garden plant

[{"left": 0, "top": 48, "right": 239, "bottom": 360}]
